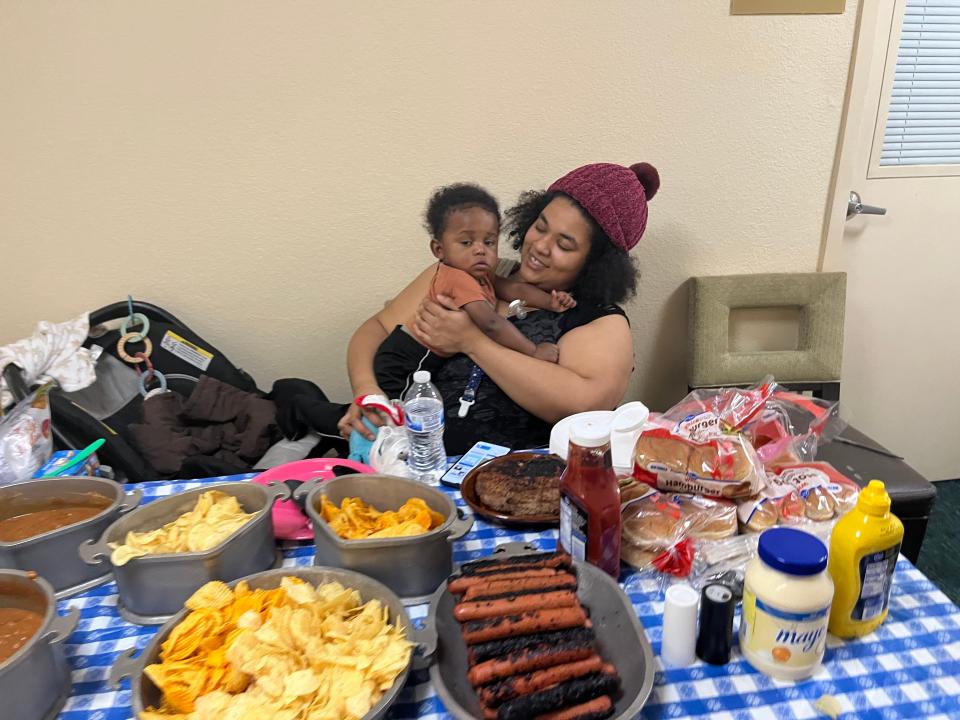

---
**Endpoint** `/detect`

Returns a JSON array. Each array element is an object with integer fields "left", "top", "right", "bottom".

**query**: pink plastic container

[{"left": 251, "top": 458, "right": 375, "bottom": 540}]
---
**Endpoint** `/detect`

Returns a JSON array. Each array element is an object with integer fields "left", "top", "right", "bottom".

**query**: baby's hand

[
  {"left": 550, "top": 290, "right": 577, "bottom": 312},
  {"left": 533, "top": 342, "right": 560, "bottom": 363}
]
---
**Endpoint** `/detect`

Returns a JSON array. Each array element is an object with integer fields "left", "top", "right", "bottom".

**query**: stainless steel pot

[
  {"left": 0, "top": 477, "right": 142, "bottom": 598},
  {"left": 0, "top": 570, "right": 80, "bottom": 720},
  {"left": 110, "top": 566, "right": 436, "bottom": 720},
  {"left": 79, "top": 481, "right": 287, "bottom": 624},
  {"left": 296, "top": 474, "right": 473, "bottom": 605},
  {"left": 427, "top": 542, "right": 656, "bottom": 720}
]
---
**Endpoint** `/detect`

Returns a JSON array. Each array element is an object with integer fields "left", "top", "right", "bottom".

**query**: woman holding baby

[{"left": 339, "top": 161, "right": 660, "bottom": 454}]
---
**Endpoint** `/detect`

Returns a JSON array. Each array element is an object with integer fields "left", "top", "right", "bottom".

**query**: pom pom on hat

[
  {"left": 631, "top": 162, "right": 660, "bottom": 200},
  {"left": 548, "top": 161, "right": 660, "bottom": 252}
]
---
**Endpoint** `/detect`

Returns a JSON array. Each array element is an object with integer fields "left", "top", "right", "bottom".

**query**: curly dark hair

[
  {"left": 503, "top": 190, "right": 638, "bottom": 306},
  {"left": 423, "top": 183, "right": 501, "bottom": 240}
]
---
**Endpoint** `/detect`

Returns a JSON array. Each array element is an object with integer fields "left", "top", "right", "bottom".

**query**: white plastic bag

[
  {"left": 369, "top": 424, "right": 412, "bottom": 478},
  {"left": 0, "top": 384, "right": 54, "bottom": 485}
]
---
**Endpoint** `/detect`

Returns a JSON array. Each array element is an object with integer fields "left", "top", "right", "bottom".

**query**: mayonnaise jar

[{"left": 739, "top": 527, "right": 834, "bottom": 680}]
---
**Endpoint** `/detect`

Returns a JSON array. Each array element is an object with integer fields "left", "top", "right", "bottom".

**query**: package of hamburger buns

[
  {"left": 631, "top": 380, "right": 774, "bottom": 499},
  {"left": 737, "top": 461, "right": 859, "bottom": 538},
  {"left": 620, "top": 481, "right": 738, "bottom": 576}
]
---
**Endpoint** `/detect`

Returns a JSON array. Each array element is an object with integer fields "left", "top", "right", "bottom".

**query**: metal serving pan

[
  {"left": 0, "top": 477, "right": 141, "bottom": 598},
  {"left": 0, "top": 570, "right": 80, "bottom": 720},
  {"left": 79, "top": 481, "right": 287, "bottom": 624},
  {"left": 426, "top": 542, "right": 656, "bottom": 720},
  {"left": 110, "top": 565, "right": 437, "bottom": 720},
  {"left": 296, "top": 473, "right": 473, "bottom": 605}
]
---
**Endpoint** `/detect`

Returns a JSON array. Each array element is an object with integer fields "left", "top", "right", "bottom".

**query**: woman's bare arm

[
  {"left": 346, "top": 264, "right": 436, "bottom": 394},
  {"left": 412, "top": 299, "right": 633, "bottom": 424},
  {"left": 341, "top": 264, "right": 437, "bottom": 438}
]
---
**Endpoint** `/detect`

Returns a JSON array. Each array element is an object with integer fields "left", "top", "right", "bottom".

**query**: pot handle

[
  {"left": 109, "top": 646, "right": 141, "bottom": 689},
  {"left": 446, "top": 508, "right": 474, "bottom": 542},
  {"left": 265, "top": 481, "right": 292, "bottom": 504},
  {"left": 44, "top": 607, "right": 80, "bottom": 644},
  {"left": 411, "top": 616, "right": 437, "bottom": 671},
  {"left": 292, "top": 477, "right": 323, "bottom": 505},
  {"left": 118, "top": 488, "right": 143, "bottom": 514},
  {"left": 78, "top": 536, "right": 112, "bottom": 566},
  {"left": 490, "top": 541, "right": 541, "bottom": 558}
]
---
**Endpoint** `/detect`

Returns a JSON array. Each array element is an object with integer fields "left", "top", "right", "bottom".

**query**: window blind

[{"left": 881, "top": 0, "right": 960, "bottom": 166}]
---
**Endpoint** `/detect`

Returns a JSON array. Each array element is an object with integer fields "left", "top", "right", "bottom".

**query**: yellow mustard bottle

[{"left": 828, "top": 480, "right": 904, "bottom": 638}]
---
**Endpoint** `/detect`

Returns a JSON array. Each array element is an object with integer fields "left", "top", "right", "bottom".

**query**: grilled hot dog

[
  {"left": 497, "top": 673, "right": 619, "bottom": 720},
  {"left": 478, "top": 655, "right": 604, "bottom": 704},
  {"left": 455, "top": 590, "right": 578, "bottom": 622},
  {"left": 468, "top": 645, "right": 596, "bottom": 687},
  {"left": 459, "top": 552, "right": 572, "bottom": 576},
  {"left": 462, "top": 606, "right": 588, "bottom": 645},
  {"left": 462, "top": 572, "right": 578, "bottom": 600},
  {"left": 536, "top": 695, "right": 615, "bottom": 720},
  {"left": 468, "top": 627, "right": 596, "bottom": 665},
  {"left": 448, "top": 568, "right": 564, "bottom": 595}
]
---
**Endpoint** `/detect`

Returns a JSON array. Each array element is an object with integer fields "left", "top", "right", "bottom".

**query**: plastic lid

[
  {"left": 758, "top": 527, "right": 828, "bottom": 576},
  {"left": 611, "top": 402, "right": 650, "bottom": 433},
  {"left": 412, "top": 370, "right": 431, "bottom": 384},
  {"left": 569, "top": 419, "right": 611, "bottom": 448},
  {"left": 857, "top": 479, "right": 891, "bottom": 516}
]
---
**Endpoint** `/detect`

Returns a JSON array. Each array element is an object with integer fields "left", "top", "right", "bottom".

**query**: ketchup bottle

[{"left": 558, "top": 420, "right": 622, "bottom": 578}]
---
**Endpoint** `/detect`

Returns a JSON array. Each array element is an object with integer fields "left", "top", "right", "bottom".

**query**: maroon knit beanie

[{"left": 548, "top": 162, "right": 660, "bottom": 252}]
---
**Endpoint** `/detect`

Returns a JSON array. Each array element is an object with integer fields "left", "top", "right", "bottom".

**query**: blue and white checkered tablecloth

[{"left": 54, "top": 475, "right": 960, "bottom": 720}]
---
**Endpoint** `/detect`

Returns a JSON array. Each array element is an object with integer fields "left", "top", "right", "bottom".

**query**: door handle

[{"left": 846, "top": 191, "right": 887, "bottom": 220}]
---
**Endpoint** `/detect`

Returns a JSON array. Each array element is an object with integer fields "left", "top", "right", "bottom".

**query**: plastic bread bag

[
  {"left": 737, "top": 461, "right": 859, "bottom": 533},
  {"left": 744, "top": 390, "right": 846, "bottom": 467},
  {"left": 619, "top": 481, "right": 738, "bottom": 578},
  {"left": 653, "top": 377, "right": 775, "bottom": 431},
  {"left": 0, "top": 384, "right": 54, "bottom": 486},
  {"left": 632, "top": 418, "right": 768, "bottom": 500},
  {"left": 687, "top": 533, "right": 760, "bottom": 600}
]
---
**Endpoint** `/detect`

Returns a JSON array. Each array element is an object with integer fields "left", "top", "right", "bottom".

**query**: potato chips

[
  {"left": 141, "top": 577, "right": 412, "bottom": 720},
  {"left": 111, "top": 491, "right": 254, "bottom": 566},
  {"left": 320, "top": 496, "right": 445, "bottom": 540}
]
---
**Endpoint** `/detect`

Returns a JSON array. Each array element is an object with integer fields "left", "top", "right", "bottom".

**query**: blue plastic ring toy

[
  {"left": 120, "top": 313, "right": 150, "bottom": 342},
  {"left": 139, "top": 368, "right": 167, "bottom": 397}
]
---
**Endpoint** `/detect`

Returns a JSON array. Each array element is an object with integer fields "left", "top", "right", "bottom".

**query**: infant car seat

[{"left": 3, "top": 300, "right": 260, "bottom": 482}]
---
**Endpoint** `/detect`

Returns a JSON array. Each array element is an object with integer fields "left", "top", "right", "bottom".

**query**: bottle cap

[
  {"left": 857, "top": 479, "right": 892, "bottom": 516},
  {"left": 413, "top": 370, "right": 431, "bottom": 384},
  {"left": 758, "top": 527, "right": 828, "bottom": 576},
  {"left": 661, "top": 583, "right": 699, "bottom": 667},
  {"left": 569, "top": 419, "right": 611, "bottom": 448}
]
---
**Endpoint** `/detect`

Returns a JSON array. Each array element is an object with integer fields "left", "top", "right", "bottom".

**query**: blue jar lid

[{"left": 758, "top": 527, "right": 828, "bottom": 576}]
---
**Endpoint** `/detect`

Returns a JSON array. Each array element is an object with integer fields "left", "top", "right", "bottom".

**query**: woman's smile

[{"left": 526, "top": 253, "right": 548, "bottom": 271}]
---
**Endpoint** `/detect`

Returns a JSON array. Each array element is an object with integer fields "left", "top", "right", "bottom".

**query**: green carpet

[{"left": 915, "top": 479, "right": 959, "bottom": 606}]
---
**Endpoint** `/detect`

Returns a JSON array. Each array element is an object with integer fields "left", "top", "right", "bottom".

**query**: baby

[{"left": 374, "top": 183, "right": 575, "bottom": 400}]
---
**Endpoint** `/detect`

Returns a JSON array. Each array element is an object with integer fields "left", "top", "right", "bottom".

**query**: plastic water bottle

[{"left": 403, "top": 371, "right": 447, "bottom": 484}]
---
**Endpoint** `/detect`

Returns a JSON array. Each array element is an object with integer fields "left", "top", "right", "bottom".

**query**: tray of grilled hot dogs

[{"left": 426, "top": 543, "right": 655, "bottom": 720}]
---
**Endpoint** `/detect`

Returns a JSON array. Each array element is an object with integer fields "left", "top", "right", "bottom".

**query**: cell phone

[{"left": 440, "top": 441, "right": 511, "bottom": 488}]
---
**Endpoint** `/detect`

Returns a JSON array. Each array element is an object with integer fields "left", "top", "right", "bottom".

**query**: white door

[{"left": 821, "top": 0, "right": 960, "bottom": 481}]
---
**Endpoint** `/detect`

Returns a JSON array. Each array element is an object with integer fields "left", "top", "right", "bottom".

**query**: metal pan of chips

[
  {"left": 0, "top": 569, "right": 80, "bottom": 720},
  {"left": 295, "top": 473, "right": 474, "bottom": 605},
  {"left": 426, "top": 542, "right": 656, "bottom": 720},
  {"left": 79, "top": 481, "right": 288, "bottom": 625},
  {"left": 0, "top": 477, "right": 142, "bottom": 598},
  {"left": 109, "top": 566, "right": 436, "bottom": 720}
]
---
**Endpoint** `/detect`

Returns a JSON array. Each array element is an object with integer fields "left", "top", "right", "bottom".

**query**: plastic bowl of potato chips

[
  {"left": 110, "top": 566, "right": 432, "bottom": 720},
  {"left": 296, "top": 474, "right": 474, "bottom": 605},
  {"left": 80, "top": 483, "right": 289, "bottom": 625}
]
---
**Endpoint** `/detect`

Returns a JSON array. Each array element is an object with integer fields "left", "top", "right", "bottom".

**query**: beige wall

[{"left": 0, "top": 1, "right": 857, "bottom": 411}]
